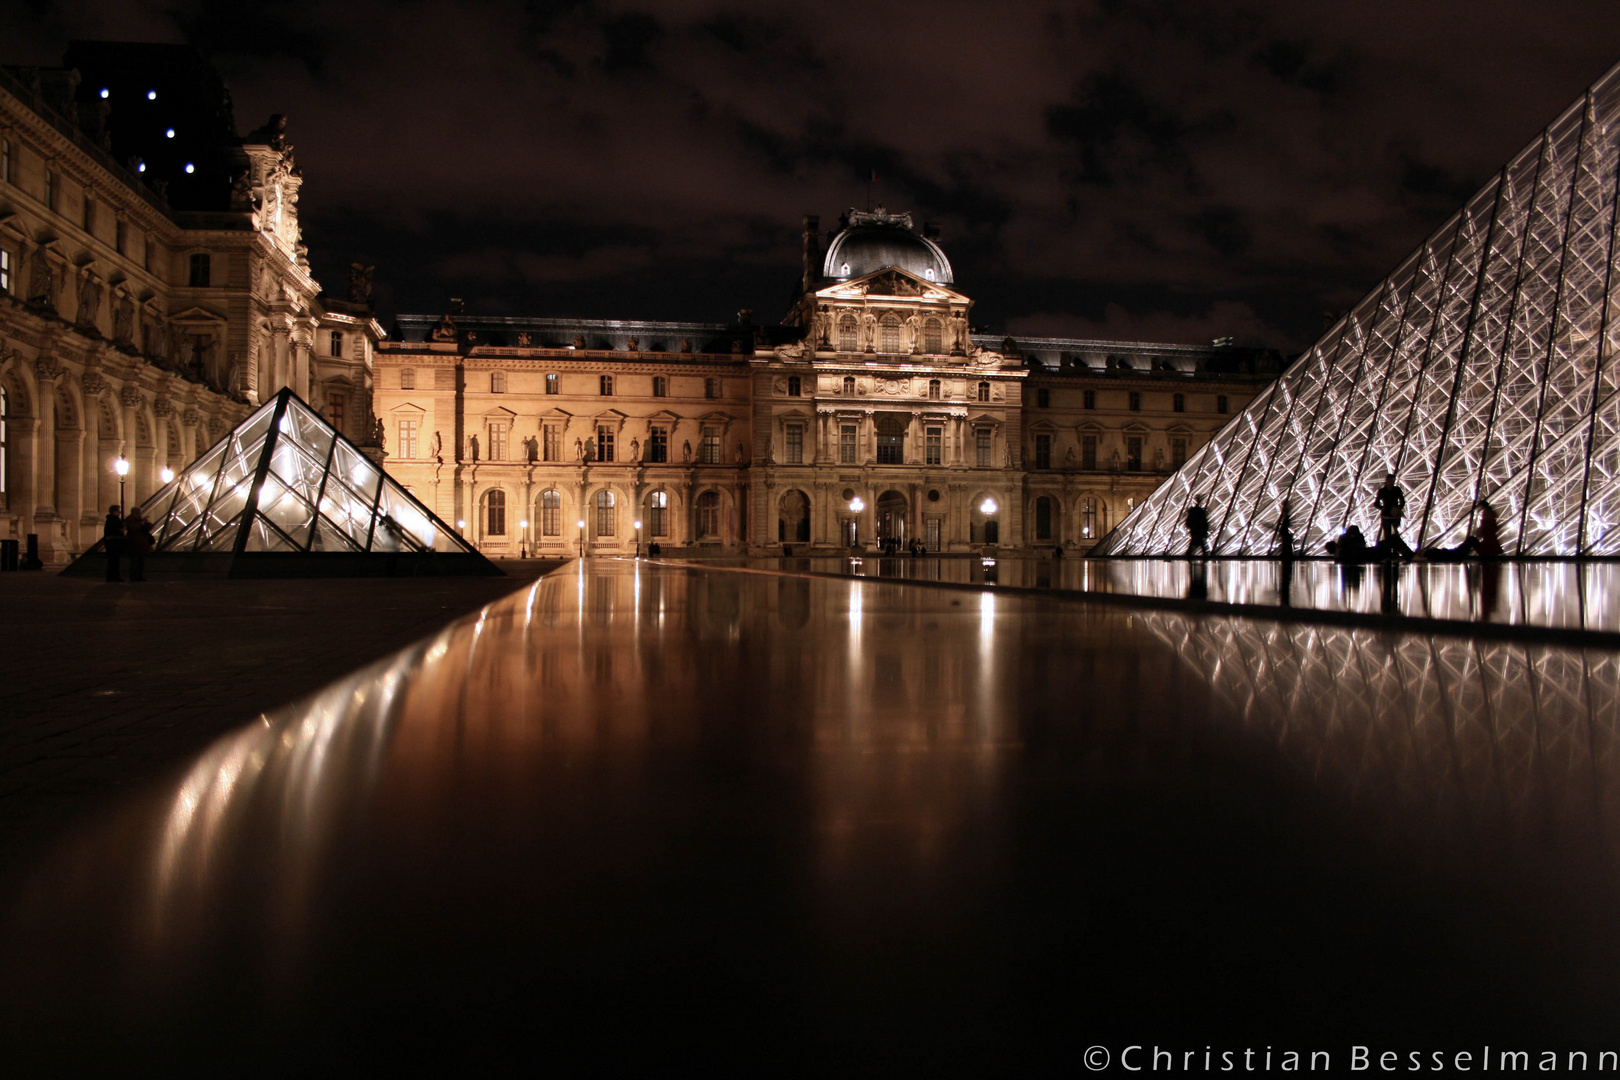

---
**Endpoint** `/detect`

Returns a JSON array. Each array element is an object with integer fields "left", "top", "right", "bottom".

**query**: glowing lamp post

[
  {"left": 114, "top": 456, "right": 130, "bottom": 514},
  {"left": 633, "top": 518, "right": 643, "bottom": 557},
  {"left": 577, "top": 519, "right": 587, "bottom": 558},
  {"left": 979, "top": 497, "right": 998, "bottom": 552},
  {"left": 519, "top": 519, "right": 529, "bottom": 559},
  {"left": 848, "top": 496, "right": 865, "bottom": 551},
  {"left": 159, "top": 466, "right": 175, "bottom": 485}
]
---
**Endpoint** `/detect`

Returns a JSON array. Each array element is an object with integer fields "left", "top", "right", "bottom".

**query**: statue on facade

[
  {"left": 735, "top": 442, "right": 744, "bottom": 464},
  {"left": 74, "top": 276, "right": 103, "bottom": 330},
  {"left": 523, "top": 435, "right": 539, "bottom": 462},
  {"left": 467, "top": 434, "right": 480, "bottom": 461},
  {"left": 627, "top": 337, "right": 638, "bottom": 351},
  {"left": 1064, "top": 445, "right": 1077, "bottom": 468},
  {"left": 575, "top": 437, "right": 585, "bottom": 462},
  {"left": 1154, "top": 447, "right": 1166, "bottom": 471},
  {"left": 113, "top": 296, "right": 135, "bottom": 344},
  {"left": 373, "top": 417, "right": 386, "bottom": 448},
  {"left": 681, "top": 338, "right": 692, "bottom": 353},
  {"left": 629, "top": 437, "right": 640, "bottom": 461},
  {"left": 430, "top": 312, "right": 457, "bottom": 341},
  {"left": 682, "top": 439, "right": 693, "bottom": 463},
  {"left": 347, "top": 263, "right": 374, "bottom": 304},
  {"left": 247, "top": 113, "right": 289, "bottom": 152},
  {"left": 1110, "top": 448, "right": 1122, "bottom": 471},
  {"left": 28, "top": 249, "right": 54, "bottom": 305},
  {"left": 516, "top": 332, "right": 532, "bottom": 347}
]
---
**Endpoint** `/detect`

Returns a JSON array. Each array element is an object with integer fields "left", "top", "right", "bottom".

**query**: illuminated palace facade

[
  {"left": 0, "top": 43, "right": 380, "bottom": 564},
  {"left": 375, "top": 210, "right": 1279, "bottom": 555}
]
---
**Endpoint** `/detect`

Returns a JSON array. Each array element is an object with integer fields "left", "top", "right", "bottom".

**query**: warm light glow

[
  {"left": 849, "top": 497, "right": 865, "bottom": 513},
  {"left": 979, "top": 497, "right": 998, "bottom": 516},
  {"left": 114, "top": 457, "right": 130, "bottom": 477},
  {"left": 576, "top": 519, "right": 586, "bottom": 529},
  {"left": 519, "top": 519, "right": 528, "bottom": 529},
  {"left": 160, "top": 466, "right": 175, "bottom": 483},
  {"left": 456, "top": 519, "right": 466, "bottom": 529},
  {"left": 633, "top": 519, "right": 642, "bottom": 529}
]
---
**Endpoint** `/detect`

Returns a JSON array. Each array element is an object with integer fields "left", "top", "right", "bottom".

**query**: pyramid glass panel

[{"left": 1096, "top": 61, "right": 1620, "bottom": 557}]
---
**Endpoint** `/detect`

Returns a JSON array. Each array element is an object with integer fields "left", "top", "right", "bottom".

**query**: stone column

[
  {"left": 33, "top": 365, "right": 57, "bottom": 520},
  {"left": 55, "top": 425, "right": 82, "bottom": 547},
  {"left": 8, "top": 418, "right": 38, "bottom": 537}
]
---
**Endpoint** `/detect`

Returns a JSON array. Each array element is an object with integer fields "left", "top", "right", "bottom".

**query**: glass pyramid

[
  {"left": 1097, "top": 60, "right": 1620, "bottom": 557},
  {"left": 143, "top": 388, "right": 478, "bottom": 558}
]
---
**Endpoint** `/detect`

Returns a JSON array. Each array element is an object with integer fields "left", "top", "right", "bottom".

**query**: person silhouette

[
  {"left": 1373, "top": 472, "right": 1411, "bottom": 558},
  {"left": 1184, "top": 498, "right": 1210, "bottom": 557}
]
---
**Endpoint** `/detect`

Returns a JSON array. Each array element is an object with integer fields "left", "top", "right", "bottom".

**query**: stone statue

[
  {"left": 1064, "top": 445, "right": 1077, "bottom": 467},
  {"left": 516, "top": 332, "right": 532, "bottom": 347},
  {"left": 430, "top": 430, "right": 443, "bottom": 460},
  {"left": 524, "top": 435, "right": 539, "bottom": 462},
  {"left": 1110, "top": 448, "right": 1122, "bottom": 471},
  {"left": 230, "top": 169, "right": 255, "bottom": 210},
  {"left": 113, "top": 296, "right": 134, "bottom": 344},
  {"left": 629, "top": 437, "right": 640, "bottom": 461},
  {"left": 247, "top": 113, "right": 289, "bottom": 151},
  {"left": 681, "top": 338, "right": 692, "bottom": 353},
  {"left": 575, "top": 437, "right": 585, "bottom": 462},
  {"left": 28, "top": 249, "right": 54, "bottom": 305},
  {"left": 468, "top": 434, "right": 480, "bottom": 461},
  {"left": 374, "top": 417, "right": 386, "bottom": 449},
  {"left": 626, "top": 337, "right": 638, "bottom": 351},
  {"left": 430, "top": 312, "right": 457, "bottom": 341},
  {"left": 735, "top": 442, "right": 744, "bottom": 464},
  {"left": 682, "top": 439, "right": 693, "bottom": 463},
  {"left": 347, "top": 263, "right": 374, "bottom": 304},
  {"left": 75, "top": 276, "right": 103, "bottom": 329},
  {"left": 573, "top": 336, "right": 586, "bottom": 349},
  {"left": 584, "top": 437, "right": 596, "bottom": 461},
  {"left": 202, "top": 336, "right": 220, "bottom": 387},
  {"left": 1154, "top": 447, "right": 1166, "bottom": 471}
]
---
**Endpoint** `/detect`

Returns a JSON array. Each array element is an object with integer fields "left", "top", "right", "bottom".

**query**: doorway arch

[
  {"left": 877, "top": 489, "right": 907, "bottom": 545},
  {"left": 779, "top": 489, "right": 810, "bottom": 543}
]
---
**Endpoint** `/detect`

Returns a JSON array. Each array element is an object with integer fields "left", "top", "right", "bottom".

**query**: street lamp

[
  {"left": 160, "top": 466, "right": 175, "bottom": 485},
  {"left": 519, "top": 518, "right": 529, "bottom": 559},
  {"left": 633, "top": 518, "right": 643, "bottom": 557},
  {"left": 114, "top": 456, "right": 130, "bottom": 514},
  {"left": 848, "top": 496, "right": 865, "bottom": 550},
  {"left": 979, "top": 497, "right": 998, "bottom": 516},
  {"left": 577, "top": 518, "right": 586, "bottom": 558}
]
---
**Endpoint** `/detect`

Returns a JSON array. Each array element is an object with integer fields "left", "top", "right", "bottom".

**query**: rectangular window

[
  {"left": 1173, "top": 393, "right": 1185, "bottom": 413},
  {"left": 491, "top": 371, "right": 506, "bottom": 393},
  {"left": 652, "top": 376, "right": 667, "bottom": 397},
  {"left": 787, "top": 376, "right": 801, "bottom": 397},
  {"left": 489, "top": 421, "right": 509, "bottom": 461},
  {"left": 188, "top": 253, "right": 210, "bottom": 288},
  {"left": 1129, "top": 391, "right": 1141, "bottom": 412},
  {"left": 976, "top": 428, "right": 992, "bottom": 468},
  {"left": 600, "top": 374, "right": 614, "bottom": 395},
  {"left": 928, "top": 379, "right": 940, "bottom": 400},
  {"left": 648, "top": 494, "right": 667, "bottom": 537},
  {"left": 705, "top": 377, "right": 720, "bottom": 399},
  {"left": 1, "top": 138, "right": 10, "bottom": 184},
  {"left": 542, "top": 492, "right": 561, "bottom": 536},
  {"left": 876, "top": 428, "right": 903, "bottom": 464},
  {"left": 326, "top": 393, "right": 345, "bottom": 432},
  {"left": 546, "top": 373, "right": 559, "bottom": 394},
  {"left": 400, "top": 369, "right": 416, "bottom": 390},
  {"left": 1083, "top": 389, "right": 1095, "bottom": 410},
  {"left": 926, "top": 425, "right": 942, "bottom": 465},
  {"left": 1034, "top": 432, "right": 1051, "bottom": 469},
  {"left": 925, "top": 518, "right": 941, "bottom": 551},
  {"left": 700, "top": 426, "right": 720, "bottom": 464},
  {"left": 398, "top": 417, "right": 419, "bottom": 459},
  {"left": 330, "top": 330, "right": 343, "bottom": 357},
  {"left": 1082, "top": 434, "right": 1097, "bottom": 470},
  {"left": 840, "top": 424, "right": 857, "bottom": 464},
  {"left": 1217, "top": 395, "right": 1229, "bottom": 414},
  {"left": 543, "top": 426, "right": 560, "bottom": 462},
  {"left": 0, "top": 248, "right": 9, "bottom": 294},
  {"left": 1037, "top": 388, "right": 1050, "bottom": 408},
  {"left": 597, "top": 425, "right": 614, "bottom": 462},
  {"left": 648, "top": 426, "right": 668, "bottom": 463},
  {"left": 44, "top": 170, "right": 56, "bottom": 210},
  {"left": 1126, "top": 436, "right": 1143, "bottom": 471},
  {"left": 1172, "top": 437, "right": 1188, "bottom": 468},
  {"left": 487, "top": 493, "right": 507, "bottom": 536},
  {"left": 785, "top": 424, "right": 803, "bottom": 464}
]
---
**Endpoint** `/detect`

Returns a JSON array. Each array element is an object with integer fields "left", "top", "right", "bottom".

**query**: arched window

[
  {"left": 977, "top": 381, "right": 990, "bottom": 403},
  {"left": 1035, "top": 496, "right": 1053, "bottom": 541},
  {"left": 594, "top": 489, "right": 616, "bottom": 537},
  {"left": 647, "top": 490, "right": 668, "bottom": 537},
  {"left": 698, "top": 491, "right": 722, "bottom": 538},
  {"left": 923, "top": 318, "right": 943, "bottom": 354},
  {"left": 540, "top": 490, "right": 561, "bottom": 536},
  {"left": 838, "top": 315, "right": 859, "bottom": 352},
  {"left": 485, "top": 489, "right": 507, "bottom": 536},
  {"left": 843, "top": 376, "right": 856, "bottom": 395},
  {"left": 1080, "top": 496, "right": 1101, "bottom": 539},
  {"left": 880, "top": 313, "right": 900, "bottom": 354},
  {"left": 928, "top": 378, "right": 941, "bottom": 400},
  {"left": 400, "top": 368, "right": 416, "bottom": 390}
]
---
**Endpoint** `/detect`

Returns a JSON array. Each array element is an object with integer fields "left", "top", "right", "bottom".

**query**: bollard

[{"left": 0, "top": 538, "right": 17, "bottom": 571}]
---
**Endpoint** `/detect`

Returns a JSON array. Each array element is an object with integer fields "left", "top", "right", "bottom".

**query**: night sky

[{"left": 9, "top": 2, "right": 1620, "bottom": 351}]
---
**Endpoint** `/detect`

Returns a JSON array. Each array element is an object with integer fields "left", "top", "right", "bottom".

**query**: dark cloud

[{"left": 10, "top": 0, "right": 1620, "bottom": 350}]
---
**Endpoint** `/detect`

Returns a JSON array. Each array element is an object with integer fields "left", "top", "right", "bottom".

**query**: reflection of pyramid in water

[
  {"left": 73, "top": 389, "right": 494, "bottom": 576},
  {"left": 1097, "top": 61, "right": 1620, "bottom": 557}
]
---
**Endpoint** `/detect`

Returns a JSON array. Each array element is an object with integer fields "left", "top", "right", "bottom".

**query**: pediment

[
  {"left": 539, "top": 407, "right": 574, "bottom": 421},
  {"left": 389, "top": 401, "right": 426, "bottom": 415},
  {"left": 646, "top": 408, "right": 682, "bottom": 424},
  {"left": 170, "top": 306, "right": 226, "bottom": 325},
  {"left": 969, "top": 412, "right": 1001, "bottom": 426},
  {"left": 816, "top": 266, "right": 966, "bottom": 305},
  {"left": 482, "top": 404, "right": 517, "bottom": 420}
]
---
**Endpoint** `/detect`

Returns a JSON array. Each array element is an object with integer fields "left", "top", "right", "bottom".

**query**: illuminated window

[
  {"left": 1173, "top": 392, "right": 1185, "bottom": 413},
  {"left": 1035, "top": 432, "right": 1051, "bottom": 469},
  {"left": 398, "top": 417, "right": 418, "bottom": 459},
  {"left": 977, "top": 381, "right": 990, "bottom": 403},
  {"left": 1082, "top": 434, "right": 1097, "bottom": 470},
  {"left": 486, "top": 489, "right": 507, "bottom": 536},
  {"left": 545, "top": 373, "right": 559, "bottom": 395},
  {"left": 652, "top": 375, "right": 667, "bottom": 397},
  {"left": 838, "top": 315, "right": 858, "bottom": 352},
  {"left": 923, "top": 318, "right": 943, "bottom": 354},
  {"left": 594, "top": 489, "right": 616, "bottom": 536},
  {"left": 698, "top": 491, "right": 721, "bottom": 538},
  {"left": 1083, "top": 389, "right": 1095, "bottom": 410},
  {"left": 785, "top": 424, "right": 803, "bottom": 464},
  {"left": 0, "top": 249, "right": 9, "bottom": 294},
  {"left": 541, "top": 490, "right": 561, "bottom": 535},
  {"left": 188, "top": 253, "right": 210, "bottom": 288},
  {"left": 976, "top": 428, "right": 991, "bottom": 467},
  {"left": 647, "top": 490, "right": 668, "bottom": 536},
  {"left": 840, "top": 424, "right": 857, "bottom": 464},
  {"left": 1126, "top": 436, "right": 1143, "bottom": 471},
  {"left": 1081, "top": 496, "right": 1099, "bottom": 539},
  {"left": 700, "top": 425, "right": 720, "bottom": 464},
  {"left": 491, "top": 370, "right": 506, "bottom": 393},
  {"left": 489, "top": 420, "right": 509, "bottom": 460},
  {"left": 1037, "top": 388, "right": 1050, "bottom": 408},
  {"left": 543, "top": 425, "right": 560, "bottom": 462},
  {"left": 600, "top": 374, "right": 614, "bottom": 396},
  {"left": 928, "top": 379, "right": 940, "bottom": 400},
  {"left": 880, "top": 314, "right": 900, "bottom": 353},
  {"left": 400, "top": 369, "right": 416, "bottom": 390},
  {"left": 787, "top": 376, "right": 800, "bottom": 397},
  {"left": 843, "top": 376, "right": 855, "bottom": 395},
  {"left": 648, "top": 426, "right": 668, "bottom": 463},
  {"left": 926, "top": 425, "right": 942, "bottom": 465},
  {"left": 1129, "top": 391, "right": 1141, "bottom": 412},
  {"left": 596, "top": 425, "right": 614, "bottom": 462},
  {"left": 876, "top": 415, "right": 904, "bottom": 464},
  {"left": 1217, "top": 395, "right": 1229, "bottom": 414},
  {"left": 326, "top": 393, "right": 345, "bottom": 432}
]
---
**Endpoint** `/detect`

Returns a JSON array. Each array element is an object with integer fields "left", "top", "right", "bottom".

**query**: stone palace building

[
  {"left": 374, "top": 211, "right": 1279, "bottom": 556},
  {"left": 0, "top": 42, "right": 380, "bottom": 565}
]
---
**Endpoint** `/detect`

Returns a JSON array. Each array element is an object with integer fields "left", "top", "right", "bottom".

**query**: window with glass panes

[
  {"left": 1129, "top": 391, "right": 1141, "bottom": 411},
  {"left": 0, "top": 138, "right": 10, "bottom": 184},
  {"left": 546, "top": 373, "right": 559, "bottom": 394},
  {"left": 1082, "top": 434, "right": 1097, "bottom": 470},
  {"left": 1172, "top": 437, "right": 1187, "bottom": 468},
  {"left": 876, "top": 416, "right": 904, "bottom": 464},
  {"left": 543, "top": 425, "right": 560, "bottom": 462},
  {"left": 1037, "top": 388, "right": 1050, "bottom": 408},
  {"left": 1173, "top": 393, "right": 1184, "bottom": 412},
  {"left": 843, "top": 376, "right": 855, "bottom": 395},
  {"left": 880, "top": 315, "right": 900, "bottom": 353},
  {"left": 647, "top": 490, "right": 667, "bottom": 536},
  {"left": 326, "top": 393, "right": 345, "bottom": 432},
  {"left": 596, "top": 425, "right": 614, "bottom": 462},
  {"left": 926, "top": 425, "right": 942, "bottom": 465},
  {"left": 838, "top": 315, "right": 858, "bottom": 351},
  {"left": 0, "top": 249, "right": 9, "bottom": 294},
  {"left": 397, "top": 418, "right": 418, "bottom": 458},
  {"left": 189, "top": 253, "right": 210, "bottom": 287},
  {"left": 541, "top": 490, "right": 561, "bottom": 535},
  {"left": 977, "top": 381, "right": 990, "bottom": 402},
  {"left": 976, "top": 428, "right": 992, "bottom": 467},
  {"left": 1217, "top": 395, "right": 1228, "bottom": 413},
  {"left": 1081, "top": 496, "right": 1098, "bottom": 538},
  {"left": 1083, "top": 389, "right": 1095, "bottom": 409},
  {"left": 928, "top": 379, "right": 940, "bottom": 400},
  {"left": 600, "top": 375, "right": 614, "bottom": 395},
  {"left": 839, "top": 424, "right": 857, "bottom": 464},
  {"left": 491, "top": 371, "right": 506, "bottom": 393},
  {"left": 652, "top": 376, "right": 667, "bottom": 397},
  {"left": 923, "top": 319, "right": 943, "bottom": 354},
  {"left": 700, "top": 426, "right": 720, "bottom": 464},
  {"left": 400, "top": 369, "right": 416, "bottom": 390},
  {"left": 705, "top": 377, "right": 720, "bottom": 399},
  {"left": 698, "top": 491, "right": 721, "bottom": 537},
  {"left": 486, "top": 490, "right": 507, "bottom": 535},
  {"left": 648, "top": 426, "right": 668, "bottom": 463},
  {"left": 330, "top": 331, "right": 343, "bottom": 357},
  {"left": 489, "top": 421, "right": 509, "bottom": 460},
  {"left": 787, "top": 376, "right": 800, "bottom": 396},
  {"left": 595, "top": 489, "right": 615, "bottom": 535},
  {"left": 1126, "top": 436, "right": 1142, "bottom": 470},
  {"left": 785, "top": 424, "right": 803, "bottom": 464},
  {"left": 1034, "top": 432, "right": 1051, "bottom": 469}
]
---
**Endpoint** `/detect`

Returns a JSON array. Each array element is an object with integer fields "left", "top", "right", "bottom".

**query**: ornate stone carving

[
  {"left": 33, "top": 356, "right": 62, "bottom": 380},
  {"left": 113, "top": 295, "right": 135, "bottom": 344},
  {"left": 80, "top": 372, "right": 106, "bottom": 396},
  {"left": 627, "top": 337, "right": 638, "bottom": 351},
  {"left": 516, "top": 332, "right": 532, "bottom": 347},
  {"left": 152, "top": 396, "right": 175, "bottom": 418},
  {"left": 120, "top": 386, "right": 143, "bottom": 407},
  {"left": 181, "top": 408, "right": 200, "bottom": 427},
  {"left": 347, "top": 263, "right": 373, "bottom": 304},
  {"left": 430, "top": 313, "right": 457, "bottom": 342},
  {"left": 27, "top": 249, "right": 54, "bottom": 305},
  {"left": 75, "top": 275, "right": 103, "bottom": 329}
]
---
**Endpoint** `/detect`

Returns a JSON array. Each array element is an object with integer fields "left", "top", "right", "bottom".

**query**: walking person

[
  {"left": 124, "top": 506, "right": 155, "bottom": 582},
  {"left": 1184, "top": 497, "right": 1210, "bottom": 557},
  {"left": 102, "top": 504, "right": 126, "bottom": 582},
  {"left": 1373, "top": 472, "right": 1412, "bottom": 558}
]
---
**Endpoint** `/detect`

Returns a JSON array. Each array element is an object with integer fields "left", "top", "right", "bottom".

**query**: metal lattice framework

[
  {"left": 1096, "top": 61, "right": 1620, "bottom": 556},
  {"left": 144, "top": 388, "right": 476, "bottom": 556}
]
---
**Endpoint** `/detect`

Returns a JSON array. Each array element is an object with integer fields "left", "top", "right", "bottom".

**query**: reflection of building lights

[{"left": 979, "top": 497, "right": 998, "bottom": 516}]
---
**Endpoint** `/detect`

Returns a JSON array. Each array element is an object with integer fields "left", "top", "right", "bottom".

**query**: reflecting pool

[{"left": 3, "top": 561, "right": 1619, "bottom": 1070}]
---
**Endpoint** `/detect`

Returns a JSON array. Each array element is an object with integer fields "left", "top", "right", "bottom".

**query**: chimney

[
  {"left": 923, "top": 221, "right": 941, "bottom": 240},
  {"left": 801, "top": 214, "right": 820, "bottom": 293}
]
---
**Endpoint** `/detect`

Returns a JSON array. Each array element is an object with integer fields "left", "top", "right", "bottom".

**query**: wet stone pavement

[{"left": 3, "top": 559, "right": 1620, "bottom": 1071}]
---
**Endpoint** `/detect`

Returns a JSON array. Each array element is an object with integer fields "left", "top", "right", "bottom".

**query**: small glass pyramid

[{"left": 144, "top": 389, "right": 478, "bottom": 558}]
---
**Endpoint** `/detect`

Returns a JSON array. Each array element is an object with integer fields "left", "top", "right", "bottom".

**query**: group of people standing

[
  {"left": 1183, "top": 472, "right": 1505, "bottom": 562},
  {"left": 102, "top": 504, "right": 155, "bottom": 582}
]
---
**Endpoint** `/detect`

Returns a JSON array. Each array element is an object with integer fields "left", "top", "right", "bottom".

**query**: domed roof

[{"left": 822, "top": 209, "right": 954, "bottom": 285}]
